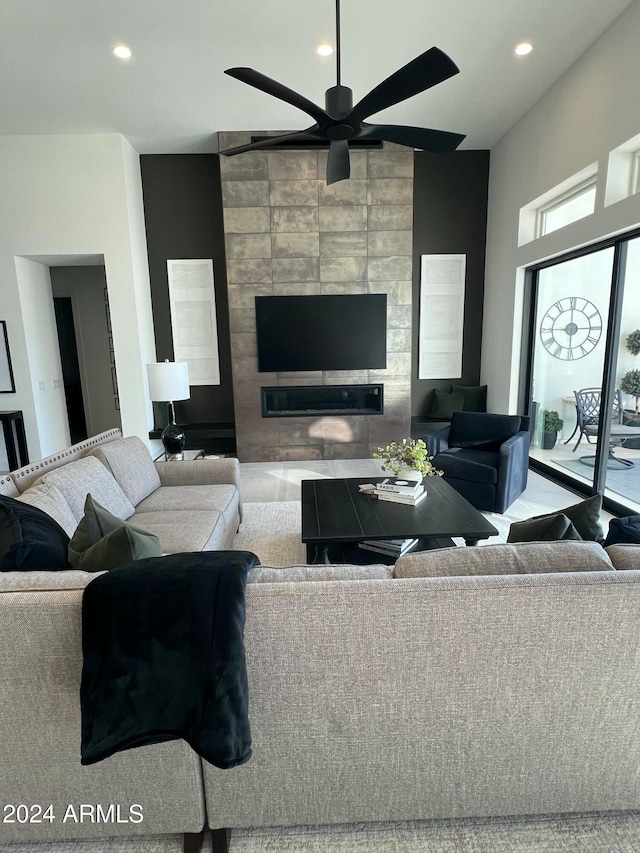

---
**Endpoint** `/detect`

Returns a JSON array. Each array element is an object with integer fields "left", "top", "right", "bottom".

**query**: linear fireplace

[{"left": 261, "top": 384, "right": 384, "bottom": 418}]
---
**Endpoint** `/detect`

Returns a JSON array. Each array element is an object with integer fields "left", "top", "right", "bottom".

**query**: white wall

[
  {"left": 483, "top": 0, "right": 640, "bottom": 413},
  {"left": 14, "top": 258, "right": 70, "bottom": 456},
  {"left": 0, "top": 134, "right": 155, "bottom": 464}
]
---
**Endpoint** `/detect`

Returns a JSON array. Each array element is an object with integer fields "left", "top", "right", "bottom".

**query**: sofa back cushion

[
  {"left": 249, "top": 565, "right": 393, "bottom": 583},
  {"left": 449, "top": 412, "right": 524, "bottom": 451},
  {"left": 40, "top": 456, "right": 134, "bottom": 522},
  {"left": 15, "top": 483, "right": 78, "bottom": 537},
  {"left": 87, "top": 436, "right": 161, "bottom": 508},
  {"left": 394, "top": 541, "right": 613, "bottom": 578},
  {"left": 605, "top": 544, "right": 640, "bottom": 570}
]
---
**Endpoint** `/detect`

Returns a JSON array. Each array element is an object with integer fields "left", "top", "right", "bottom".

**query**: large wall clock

[{"left": 539, "top": 296, "right": 602, "bottom": 360}]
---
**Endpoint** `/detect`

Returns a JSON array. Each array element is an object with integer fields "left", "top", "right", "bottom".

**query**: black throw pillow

[
  {"left": 0, "top": 495, "right": 71, "bottom": 572},
  {"left": 604, "top": 515, "right": 640, "bottom": 547}
]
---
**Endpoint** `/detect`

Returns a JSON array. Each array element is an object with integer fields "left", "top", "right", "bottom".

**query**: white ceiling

[{"left": 0, "top": 0, "right": 636, "bottom": 154}]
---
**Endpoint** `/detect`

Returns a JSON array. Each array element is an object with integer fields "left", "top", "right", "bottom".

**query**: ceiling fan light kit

[{"left": 220, "top": 0, "right": 465, "bottom": 184}]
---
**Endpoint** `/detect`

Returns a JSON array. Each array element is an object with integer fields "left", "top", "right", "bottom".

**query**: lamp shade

[{"left": 147, "top": 361, "right": 190, "bottom": 402}]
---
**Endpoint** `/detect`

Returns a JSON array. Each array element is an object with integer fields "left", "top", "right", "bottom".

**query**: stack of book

[
  {"left": 372, "top": 477, "right": 426, "bottom": 506},
  {"left": 358, "top": 537, "right": 419, "bottom": 557}
]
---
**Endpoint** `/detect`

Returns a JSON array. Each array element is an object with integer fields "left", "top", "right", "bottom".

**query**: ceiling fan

[{"left": 219, "top": 0, "right": 465, "bottom": 184}]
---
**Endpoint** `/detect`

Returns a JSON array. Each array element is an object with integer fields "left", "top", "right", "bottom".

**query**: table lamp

[{"left": 147, "top": 360, "right": 190, "bottom": 457}]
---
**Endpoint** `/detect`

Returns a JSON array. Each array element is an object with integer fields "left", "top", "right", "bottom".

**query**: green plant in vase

[
  {"left": 541, "top": 409, "right": 563, "bottom": 450},
  {"left": 620, "top": 369, "right": 640, "bottom": 414},
  {"left": 373, "top": 438, "right": 443, "bottom": 480}
]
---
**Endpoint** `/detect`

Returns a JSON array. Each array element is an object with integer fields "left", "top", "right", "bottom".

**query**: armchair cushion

[
  {"left": 436, "top": 448, "right": 499, "bottom": 485},
  {"left": 449, "top": 412, "right": 523, "bottom": 452},
  {"left": 429, "top": 390, "right": 466, "bottom": 420}
]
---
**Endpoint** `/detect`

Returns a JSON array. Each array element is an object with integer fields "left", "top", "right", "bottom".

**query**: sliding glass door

[{"left": 525, "top": 229, "right": 640, "bottom": 513}]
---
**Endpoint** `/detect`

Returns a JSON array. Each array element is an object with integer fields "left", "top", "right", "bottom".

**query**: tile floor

[{"left": 238, "top": 458, "right": 615, "bottom": 529}]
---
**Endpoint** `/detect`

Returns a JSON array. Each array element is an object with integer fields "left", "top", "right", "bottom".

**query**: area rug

[
  {"left": 554, "top": 457, "right": 640, "bottom": 505},
  {"left": 4, "top": 811, "right": 640, "bottom": 852},
  {"left": 233, "top": 501, "right": 510, "bottom": 567}
]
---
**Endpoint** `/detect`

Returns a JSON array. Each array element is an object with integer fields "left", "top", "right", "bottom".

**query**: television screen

[{"left": 255, "top": 294, "right": 387, "bottom": 372}]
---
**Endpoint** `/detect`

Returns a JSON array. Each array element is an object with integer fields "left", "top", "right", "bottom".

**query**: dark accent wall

[
  {"left": 411, "top": 150, "right": 490, "bottom": 416},
  {"left": 140, "top": 155, "right": 234, "bottom": 425}
]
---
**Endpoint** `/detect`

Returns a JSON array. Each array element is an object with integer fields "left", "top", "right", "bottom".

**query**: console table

[{"left": 0, "top": 410, "right": 29, "bottom": 470}]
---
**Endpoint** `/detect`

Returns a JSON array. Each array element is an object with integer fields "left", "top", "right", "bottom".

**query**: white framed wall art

[{"left": 418, "top": 254, "right": 466, "bottom": 380}]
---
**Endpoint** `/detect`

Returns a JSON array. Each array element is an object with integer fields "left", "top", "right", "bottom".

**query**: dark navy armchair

[{"left": 426, "top": 412, "right": 531, "bottom": 514}]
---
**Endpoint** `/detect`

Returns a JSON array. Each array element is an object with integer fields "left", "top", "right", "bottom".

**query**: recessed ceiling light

[
  {"left": 316, "top": 43, "right": 334, "bottom": 57},
  {"left": 514, "top": 42, "right": 533, "bottom": 56},
  {"left": 113, "top": 45, "right": 132, "bottom": 59}
]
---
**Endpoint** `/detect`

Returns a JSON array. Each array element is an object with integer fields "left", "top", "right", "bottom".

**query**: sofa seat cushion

[
  {"left": 15, "top": 482, "right": 78, "bottom": 537},
  {"left": 605, "top": 544, "right": 640, "bottom": 570},
  {"left": 87, "top": 436, "right": 161, "bottom": 507},
  {"left": 394, "top": 541, "right": 614, "bottom": 578},
  {"left": 129, "top": 509, "right": 230, "bottom": 553},
  {"left": 434, "top": 447, "right": 499, "bottom": 484},
  {"left": 135, "top": 485, "right": 239, "bottom": 533},
  {"left": 39, "top": 456, "right": 135, "bottom": 522}
]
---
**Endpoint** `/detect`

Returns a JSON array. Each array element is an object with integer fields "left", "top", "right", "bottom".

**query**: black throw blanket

[{"left": 80, "top": 550, "right": 259, "bottom": 768}]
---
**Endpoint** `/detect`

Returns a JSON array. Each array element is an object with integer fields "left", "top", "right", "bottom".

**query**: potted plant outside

[
  {"left": 373, "top": 438, "right": 443, "bottom": 481},
  {"left": 620, "top": 369, "right": 640, "bottom": 416},
  {"left": 541, "top": 409, "right": 564, "bottom": 450}
]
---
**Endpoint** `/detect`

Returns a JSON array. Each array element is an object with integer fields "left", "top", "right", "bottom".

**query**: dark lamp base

[{"left": 161, "top": 421, "right": 186, "bottom": 455}]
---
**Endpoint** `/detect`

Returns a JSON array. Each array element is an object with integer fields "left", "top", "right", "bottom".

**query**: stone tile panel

[
  {"left": 320, "top": 281, "right": 368, "bottom": 295},
  {"left": 224, "top": 207, "right": 270, "bottom": 233},
  {"left": 268, "top": 151, "right": 318, "bottom": 180},
  {"left": 219, "top": 151, "right": 269, "bottom": 181},
  {"left": 226, "top": 258, "right": 273, "bottom": 284},
  {"left": 319, "top": 180, "right": 368, "bottom": 206},
  {"left": 271, "top": 207, "right": 319, "bottom": 232},
  {"left": 280, "top": 446, "right": 323, "bottom": 461},
  {"left": 227, "top": 283, "right": 273, "bottom": 312},
  {"left": 369, "top": 281, "right": 412, "bottom": 305},
  {"left": 272, "top": 257, "right": 320, "bottom": 283},
  {"left": 368, "top": 231, "right": 413, "bottom": 257},
  {"left": 318, "top": 206, "right": 367, "bottom": 232},
  {"left": 228, "top": 309, "right": 256, "bottom": 334},
  {"left": 367, "top": 151, "right": 414, "bottom": 179},
  {"left": 222, "top": 180, "right": 269, "bottom": 207},
  {"left": 273, "top": 282, "right": 322, "bottom": 296},
  {"left": 320, "top": 257, "right": 367, "bottom": 282},
  {"left": 319, "top": 232, "right": 367, "bottom": 257},
  {"left": 272, "top": 232, "right": 320, "bottom": 258},
  {"left": 230, "top": 333, "right": 257, "bottom": 358},
  {"left": 368, "top": 205, "right": 414, "bottom": 231},
  {"left": 367, "top": 179, "right": 413, "bottom": 206},
  {"left": 368, "top": 256, "right": 413, "bottom": 281},
  {"left": 225, "top": 233, "right": 272, "bottom": 259},
  {"left": 387, "top": 328, "right": 412, "bottom": 352},
  {"left": 269, "top": 180, "right": 319, "bottom": 207},
  {"left": 324, "top": 442, "right": 370, "bottom": 460},
  {"left": 387, "top": 305, "right": 413, "bottom": 327}
]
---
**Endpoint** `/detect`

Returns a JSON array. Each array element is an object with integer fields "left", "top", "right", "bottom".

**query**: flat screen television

[{"left": 255, "top": 294, "right": 387, "bottom": 372}]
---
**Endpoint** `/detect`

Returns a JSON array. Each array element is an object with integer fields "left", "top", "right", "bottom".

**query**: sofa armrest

[
  {"left": 154, "top": 458, "right": 243, "bottom": 520},
  {"left": 496, "top": 430, "right": 531, "bottom": 513},
  {"left": 425, "top": 425, "right": 451, "bottom": 457}
]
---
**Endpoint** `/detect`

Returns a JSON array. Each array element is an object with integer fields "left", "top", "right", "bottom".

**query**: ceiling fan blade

[
  {"left": 359, "top": 123, "right": 465, "bottom": 153},
  {"left": 350, "top": 47, "right": 460, "bottom": 123},
  {"left": 225, "top": 67, "right": 330, "bottom": 126},
  {"left": 325, "top": 139, "right": 351, "bottom": 185},
  {"left": 219, "top": 130, "right": 319, "bottom": 157}
]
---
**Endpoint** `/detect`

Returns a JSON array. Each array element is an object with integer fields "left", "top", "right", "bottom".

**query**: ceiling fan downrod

[{"left": 325, "top": 0, "right": 353, "bottom": 120}]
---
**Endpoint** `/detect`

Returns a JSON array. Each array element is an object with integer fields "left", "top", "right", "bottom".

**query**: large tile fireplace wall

[{"left": 217, "top": 133, "right": 414, "bottom": 462}]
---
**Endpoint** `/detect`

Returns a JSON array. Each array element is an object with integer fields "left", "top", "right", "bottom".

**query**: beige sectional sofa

[
  {"left": 0, "top": 428, "right": 243, "bottom": 555},
  {"left": 2, "top": 431, "right": 640, "bottom": 851}
]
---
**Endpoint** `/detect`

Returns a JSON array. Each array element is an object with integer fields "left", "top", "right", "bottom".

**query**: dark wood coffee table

[{"left": 301, "top": 476, "right": 499, "bottom": 564}]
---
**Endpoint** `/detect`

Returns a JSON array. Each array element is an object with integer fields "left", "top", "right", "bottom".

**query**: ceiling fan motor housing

[{"left": 325, "top": 85, "right": 353, "bottom": 119}]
